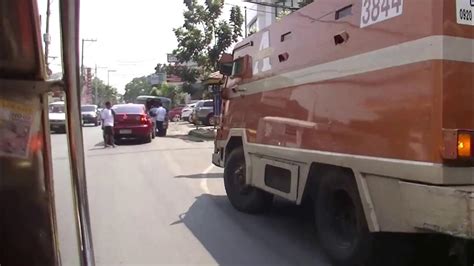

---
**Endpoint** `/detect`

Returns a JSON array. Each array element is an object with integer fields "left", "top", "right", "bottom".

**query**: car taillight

[{"left": 140, "top": 115, "right": 148, "bottom": 123}]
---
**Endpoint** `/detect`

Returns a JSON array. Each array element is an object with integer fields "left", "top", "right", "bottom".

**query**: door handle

[{"left": 232, "top": 87, "right": 247, "bottom": 93}]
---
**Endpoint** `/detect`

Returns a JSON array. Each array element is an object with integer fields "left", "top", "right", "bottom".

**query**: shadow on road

[
  {"left": 170, "top": 194, "right": 330, "bottom": 266},
  {"left": 174, "top": 173, "right": 222, "bottom": 179},
  {"left": 115, "top": 139, "right": 147, "bottom": 146},
  {"left": 170, "top": 194, "right": 460, "bottom": 266},
  {"left": 165, "top": 134, "right": 210, "bottom": 143}
]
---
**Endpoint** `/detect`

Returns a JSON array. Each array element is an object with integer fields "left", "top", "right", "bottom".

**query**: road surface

[{"left": 51, "top": 122, "right": 330, "bottom": 266}]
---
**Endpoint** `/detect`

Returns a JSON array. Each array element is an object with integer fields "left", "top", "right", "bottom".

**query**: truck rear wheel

[
  {"left": 224, "top": 147, "right": 273, "bottom": 214},
  {"left": 314, "top": 169, "right": 371, "bottom": 266}
]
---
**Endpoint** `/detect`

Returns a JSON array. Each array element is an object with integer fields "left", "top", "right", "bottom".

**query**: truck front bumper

[
  {"left": 212, "top": 139, "right": 224, "bottom": 167},
  {"left": 400, "top": 183, "right": 474, "bottom": 239}
]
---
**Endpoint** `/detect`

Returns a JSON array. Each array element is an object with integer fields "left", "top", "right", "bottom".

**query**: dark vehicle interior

[{"left": 1, "top": 0, "right": 92, "bottom": 265}]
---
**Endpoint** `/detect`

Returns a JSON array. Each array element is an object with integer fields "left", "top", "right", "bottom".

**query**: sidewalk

[
  {"left": 166, "top": 121, "right": 216, "bottom": 140},
  {"left": 188, "top": 127, "right": 216, "bottom": 140}
]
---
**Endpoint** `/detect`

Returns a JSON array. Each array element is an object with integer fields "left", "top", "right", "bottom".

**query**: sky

[{"left": 38, "top": 0, "right": 252, "bottom": 94}]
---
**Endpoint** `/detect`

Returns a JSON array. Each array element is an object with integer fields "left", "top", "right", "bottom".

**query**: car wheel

[
  {"left": 94, "top": 120, "right": 99, "bottom": 126},
  {"left": 172, "top": 114, "right": 180, "bottom": 122},
  {"left": 205, "top": 113, "right": 215, "bottom": 126},
  {"left": 314, "top": 168, "right": 372, "bottom": 266},
  {"left": 224, "top": 147, "right": 273, "bottom": 214},
  {"left": 144, "top": 131, "right": 152, "bottom": 143}
]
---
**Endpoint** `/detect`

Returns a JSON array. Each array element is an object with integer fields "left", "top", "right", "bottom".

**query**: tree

[
  {"left": 123, "top": 76, "right": 152, "bottom": 103},
  {"left": 154, "top": 63, "right": 201, "bottom": 95},
  {"left": 173, "top": 0, "right": 244, "bottom": 73},
  {"left": 91, "top": 77, "right": 118, "bottom": 105}
]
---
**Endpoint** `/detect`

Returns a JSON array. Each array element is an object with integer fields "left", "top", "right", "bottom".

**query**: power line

[{"left": 224, "top": 3, "right": 277, "bottom": 15}]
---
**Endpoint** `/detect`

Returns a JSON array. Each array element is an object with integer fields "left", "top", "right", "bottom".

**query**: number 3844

[{"left": 360, "top": 0, "right": 403, "bottom": 27}]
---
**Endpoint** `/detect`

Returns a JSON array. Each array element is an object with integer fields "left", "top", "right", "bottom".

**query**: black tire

[
  {"left": 224, "top": 147, "right": 273, "bottom": 214},
  {"left": 315, "top": 169, "right": 372, "bottom": 266},
  {"left": 144, "top": 131, "right": 152, "bottom": 143},
  {"left": 205, "top": 113, "right": 214, "bottom": 126}
]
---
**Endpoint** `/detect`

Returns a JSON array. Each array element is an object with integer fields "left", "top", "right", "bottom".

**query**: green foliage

[
  {"left": 91, "top": 77, "right": 118, "bottom": 105},
  {"left": 150, "top": 86, "right": 161, "bottom": 96},
  {"left": 155, "top": 63, "right": 200, "bottom": 84},
  {"left": 123, "top": 74, "right": 185, "bottom": 104},
  {"left": 123, "top": 76, "right": 152, "bottom": 103},
  {"left": 173, "top": 1, "right": 244, "bottom": 73}
]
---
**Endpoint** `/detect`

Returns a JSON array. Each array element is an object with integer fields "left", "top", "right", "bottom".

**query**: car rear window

[
  {"left": 81, "top": 105, "right": 96, "bottom": 112},
  {"left": 113, "top": 105, "right": 144, "bottom": 114},
  {"left": 49, "top": 104, "right": 65, "bottom": 113}
]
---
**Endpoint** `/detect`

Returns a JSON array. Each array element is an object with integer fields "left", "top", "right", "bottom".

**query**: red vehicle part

[
  {"left": 112, "top": 104, "right": 153, "bottom": 142},
  {"left": 168, "top": 106, "right": 184, "bottom": 121}
]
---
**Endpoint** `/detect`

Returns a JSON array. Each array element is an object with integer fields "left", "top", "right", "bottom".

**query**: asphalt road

[{"left": 51, "top": 122, "right": 330, "bottom": 266}]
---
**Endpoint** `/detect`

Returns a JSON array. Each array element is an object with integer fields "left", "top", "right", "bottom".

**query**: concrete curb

[{"left": 188, "top": 128, "right": 216, "bottom": 140}]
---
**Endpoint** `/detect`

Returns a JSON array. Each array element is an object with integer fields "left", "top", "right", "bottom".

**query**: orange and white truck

[{"left": 213, "top": 0, "right": 473, "bottom": 264}]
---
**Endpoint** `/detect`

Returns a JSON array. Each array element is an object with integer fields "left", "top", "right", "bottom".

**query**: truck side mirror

[
  {"left": 219, "top": 53, "right": 233, "bottom": 76},
  {"left": 219, "top": 63, "right": 233, "bottom": 76}
]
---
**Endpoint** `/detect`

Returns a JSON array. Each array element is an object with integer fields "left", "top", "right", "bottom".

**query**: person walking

[
  {"left": 100, "top": 101, "right": 115, "bottom": 148},
  {"left": 155, "top": 101, "right": 167, "bottom": 136}
]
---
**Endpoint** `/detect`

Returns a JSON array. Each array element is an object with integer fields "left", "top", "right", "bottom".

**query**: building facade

[{"left": 246, "top": 0, "right": 305, "bottom": 36}]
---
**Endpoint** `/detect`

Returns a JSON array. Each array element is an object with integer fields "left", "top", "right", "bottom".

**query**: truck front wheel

[
  {"left": 314, "top": 169, "right": 372, "bottom": 266},
  {"left": 224, "top": 147, "right": 273, "bottom": 214}
]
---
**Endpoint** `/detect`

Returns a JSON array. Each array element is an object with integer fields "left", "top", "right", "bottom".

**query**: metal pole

[
  {"left": 59, "top": 0, "right": 96, "bottom": 265},
  {"left": 107, "top": 71, "right": 110, "bottom": 86},
  {"left": 81, "top": 38, "right": 84, "bottom": 81},
  {"left": 244, "top": 6, "right": 248, "bottom": 38},
  {"left": 44, "top": 0, "right": 51, "bottom": 71},
  {"left": 94, "top": 64, "right": 98, "bottom": 104},
  {"left": 81, "top": 38, "right": 97, "bottom": 85}
]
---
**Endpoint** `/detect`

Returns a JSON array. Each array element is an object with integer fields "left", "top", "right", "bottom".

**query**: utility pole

[
  {"left": 243, "top": 0, "right": 298, "bottom": 10},
  {"left": 81, "top": 38, "right": 97, "bottom": 81},
  {"left": 93, "top": 65, "right": 108, "bottom": 105},
  {"left": 44, "top": 0, "right": 52, "bottom": 74},
  {"left": 244, "top": 6, "right": 248, "bottom": 37},
  {"left": 107, "top": 69, "right": 117, "bottom": 86}
]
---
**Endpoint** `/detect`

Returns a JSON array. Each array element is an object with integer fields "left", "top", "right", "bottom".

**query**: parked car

[
  {"left": 81, "top": 104, "right": 100, "bottom": 126},
  {"left": 192, "top": 100, "right": 215, "bottom": 126},
  {"left": 112, "top": 104, "right": 154, "bottom": 143},
  {"left": 48, "top": 101, "right": 66, "bottom": 133},
  {"left": 168, "top": 106, "right": 184, "bottom": 122},
  {"left": 181, "top": 103, "right": 196, "bottom": 122}
]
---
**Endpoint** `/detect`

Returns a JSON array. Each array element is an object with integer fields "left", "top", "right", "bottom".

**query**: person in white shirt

[
  {"left": 100, "top": 101, "right": 115, "bottom": 148},
  {"left": 155, "top": 101, "right": 167, "bottom": 136}
]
